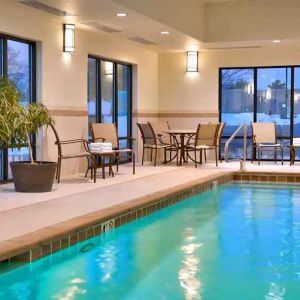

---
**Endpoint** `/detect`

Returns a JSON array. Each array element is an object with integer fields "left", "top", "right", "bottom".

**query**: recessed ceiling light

[
  {"left": 116, "top": 12, "right": 127, "bottom": 17},
  {"left": 160, "top": 31, "right": 170, "bottom": 35},
  {"left": 273, "top": 40, "right": 281, "bottom": 43}
]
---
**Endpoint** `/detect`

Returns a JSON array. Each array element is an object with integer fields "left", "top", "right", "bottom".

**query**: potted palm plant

[{"left": 0, "top": 76, "right": 56, "bottom": 192}]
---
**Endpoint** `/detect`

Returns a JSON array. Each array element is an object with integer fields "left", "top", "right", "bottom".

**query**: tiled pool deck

[{"left": 1, "top": 161, "right": 300, "bottom": 269}]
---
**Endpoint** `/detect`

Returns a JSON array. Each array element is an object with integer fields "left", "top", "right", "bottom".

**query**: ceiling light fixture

[
  {"left": 273, "top": 40, "right": 281, "bottom": 43},
  {"left": 116, "top": 12, "right": 127, "bottom": 17},
  {"left": 160, "top": 31, "right": 170, "bottom": 35}
]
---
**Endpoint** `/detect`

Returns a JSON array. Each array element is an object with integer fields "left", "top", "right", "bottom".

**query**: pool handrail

[{"left": 224, "top": 123, "right": 247, "bottom": 162}]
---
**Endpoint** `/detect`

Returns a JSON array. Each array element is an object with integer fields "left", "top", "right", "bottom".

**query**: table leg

[
  {"left": 290, "top": 147, "right": 295, "bottom": 165},
  {"left": 179, "top": 133, "right": 185, "bottom": 166},
  {"left": 101, "top": 157, "right": 105, "bottom": 179}
]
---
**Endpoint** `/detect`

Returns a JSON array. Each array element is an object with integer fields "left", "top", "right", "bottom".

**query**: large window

[
  {"left": 88, "top": 56, "right": 132, "bottom": 162},
  {"left": 220, "top": 66, "right": 299, "bottom": 160},
  {"left": 0, "top": 35, "right": 36, "bottom": 181}
]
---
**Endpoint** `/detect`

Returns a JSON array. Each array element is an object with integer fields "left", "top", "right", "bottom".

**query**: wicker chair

[
  {"left": 251, "top": 122, "right": 283, "bottom": 165},
  {"left": 90, "top": 123, "right": 135, "bottom": 174},
  {"left": 137, "top": 122, "right": 177, "bottom": 166},
  {"left": 186, "top": 123, "right": 221, "bottom": 167},
  {"left": 50, "top": 123, "right": 96, "bottom": 183}
]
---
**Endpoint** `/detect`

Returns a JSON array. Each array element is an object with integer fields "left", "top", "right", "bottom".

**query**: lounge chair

[
  {"left": 186, "top": 123, "right": 221, "bottom": 167},
  {"left": 251, "top": 122, "right": 283, "bottom": 165},
  {"left": 137, "top": 122, "right": 177, "bottom": 166},
  {"left": 50, "top": 123, "right": 96, "bottom": 183},
  {"left": 90, "top": 123, "right": 135, "bottom": 174}
]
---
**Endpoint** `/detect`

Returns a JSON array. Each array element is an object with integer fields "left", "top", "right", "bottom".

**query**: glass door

[
  {"left": 101, "top": 61, "right": 114, "bottom": 123},
  {"left": 257, "top": 67, "right": 291, "bottom": 159},
  {"left": 0, "top": 35, "right": 35, "bottom": 182},
  {"left": 117, "top": 64, "right": 131, "bottom": 161},
  {"left": 87, "top": 56, "right": 132, "bottom": 163}
]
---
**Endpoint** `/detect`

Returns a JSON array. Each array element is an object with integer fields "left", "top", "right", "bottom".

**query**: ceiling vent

[
  {"left": 19, "top": 1, "right": 75, "bottom": 17},
  {"left": 129, "top": 37, "right": 157, "bottom": 46},
  {"left": 82, "top": 22, "right": 122, "bottom": 33},
  {"left": 206, "top": 45, "right": 262, "bottom": 50}
]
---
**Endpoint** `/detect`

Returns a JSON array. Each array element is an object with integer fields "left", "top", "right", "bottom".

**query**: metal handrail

[{"left": 224, "top": 123, "right": 247, "bottom": 162}]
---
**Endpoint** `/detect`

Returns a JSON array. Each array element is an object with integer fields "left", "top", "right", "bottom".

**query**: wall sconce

[
  {"left": 63, "top": 24, "right": 75, "bottom": 53},
  {"left": 186, "top": 51, "right": 198, "bottom": 72}
]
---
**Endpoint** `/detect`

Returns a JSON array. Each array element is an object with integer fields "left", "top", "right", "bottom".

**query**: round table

[{"left": 163, "top": 129, "right": 196, "bottom": 165}]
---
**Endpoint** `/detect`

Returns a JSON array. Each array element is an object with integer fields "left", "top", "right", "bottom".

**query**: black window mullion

[
  {"left": 2, "top": 38, "right": 8, "bottom": 181},
  {"left": 128, "top": 65, "right": 133, "bottom": 149},
  {"left": 113, "top": 63, "right": 118, "bottom": 126},
  {"left": 291, "top": 67, "right": 295, "bottom": 146},
  {"left": 97, "top": 59, "right": 101, "bottom": 123},
  {"left": 253, "top": 68, "right": 257, "bottom": 123}
]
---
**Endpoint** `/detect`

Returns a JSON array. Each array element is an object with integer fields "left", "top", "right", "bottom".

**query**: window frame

[
  {"left": 219, "top": 65, "right": 300, "bottom": 161},
  {"left": 88, "top": 54, "right": 133, "bottom": 162},
  {"left": 0, "top": 33, "right": 36, "bottom": 182}
]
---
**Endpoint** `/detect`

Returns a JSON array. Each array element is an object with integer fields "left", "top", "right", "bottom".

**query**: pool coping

[
  {"left": 1, "top": 169, "right": 300, "bottom": 273},
  {"left": 0, "top": 171, "right": 232, "bottom": 266}
]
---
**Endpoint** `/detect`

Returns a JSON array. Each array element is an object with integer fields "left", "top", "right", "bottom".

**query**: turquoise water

[{"left": 1, "top": 183, "right": 300, "bottom": 299}]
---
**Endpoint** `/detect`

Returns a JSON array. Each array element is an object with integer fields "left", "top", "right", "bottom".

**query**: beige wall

[
  {"left": 0, "top": 0, "right": 159, "bottom": 174},
  {"left": 204, "top": 0, "right": 300, "bottom": 42},
  {"left": 158, "top": 45, "right": 300, "bottom": 129}
]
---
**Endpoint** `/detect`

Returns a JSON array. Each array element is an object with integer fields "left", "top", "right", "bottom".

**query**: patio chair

[
  {"left": 251, "top": 122, "right": 284, "bottom": 165},
  {"left": 201, "top": 122, "right": 226, "bottom": 163},
  {"left": 90, "top": 123, "right": 135, "bottom": 174},
  {"left": 151, "top": 121, "right": 171, "bottom": 143},
  {"left": 186, "top": 123, "right": 221, "bottom": 167},
  {"left": 137, "top": 123, "right": 177, "bottom": 166},
  {"left": 50, "top": 123, "right": 96, "bottom": 183}
]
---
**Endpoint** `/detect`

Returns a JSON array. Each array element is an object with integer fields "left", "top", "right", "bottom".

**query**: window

[
  {"left": 220, "top": 66, "right": 298, "bottom": 160},
  {"left": 0, "top": 35, "right": 36, "bottom": 181},
  {"left": 88, "top": 56, "right": 132, "bottom": 162}
]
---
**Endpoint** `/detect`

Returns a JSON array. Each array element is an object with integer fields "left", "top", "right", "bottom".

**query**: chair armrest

[{"left": 57, "top": 139, "right": 88, "bottom": 145}]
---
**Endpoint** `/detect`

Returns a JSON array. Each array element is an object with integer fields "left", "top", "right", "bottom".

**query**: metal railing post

[{"left": 224, "top": 123, "right": 247, "bottom": 162}]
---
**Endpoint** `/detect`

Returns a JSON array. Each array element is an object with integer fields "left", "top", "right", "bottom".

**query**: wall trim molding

[
  {"left": 49, "top": 109, "right": 88, "bottom": 117},
  {"left": 133, "top": 111, "right": 219, "bottom": 118}
]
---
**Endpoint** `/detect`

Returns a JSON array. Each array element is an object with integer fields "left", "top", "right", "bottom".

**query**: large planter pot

[{"left": 10, "top": 161, "right": 57, "bottom": 193}]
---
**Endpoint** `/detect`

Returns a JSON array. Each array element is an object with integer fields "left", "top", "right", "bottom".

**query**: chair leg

[
  {"left": 164, "top": 148, "right": 167, "bottom": 163},
  {"left": 116, "top": 153, "right": 119, "bottom": 172},
  {"left": 101, "top": 157, "right": 105, "bottom": 179},
  {"left": 56, "top": 158, "right": 59, "bottom": 180},
  {"left": 150, "top": 149, "right": 153, "bottom": 162},
  {"left": 281, "top": 146, "right": 284, "bottom": 165},
  {"left": 258, "top": 147, "right": 261, "bottom": 165},
  {"left": 142, "top": 146, "right": 145, "bottom": 165},
  {"left": 154, "top": 148, "right": 158, "bottom": 167},
  {"left": 204, "top": 150, "right": 207, "bottom": 162},
  {"left": 132, "top": 152, "right": 136, "bottom": 174},
  {"left": 274, "top": 147, "right": 277, "bottom": 164},
  {"left": 215, "top": 148, "right": 218, "bottom": 167},
  {"left": 57, "top": 158, "right": 62, "bottom": 183}
]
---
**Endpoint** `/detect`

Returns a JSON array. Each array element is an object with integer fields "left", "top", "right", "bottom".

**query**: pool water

[{"left": 1, "top": 183, "right": 300, "bottom": 299}]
